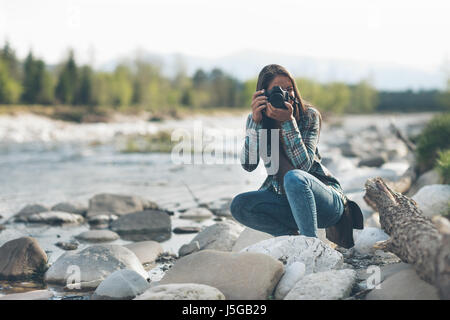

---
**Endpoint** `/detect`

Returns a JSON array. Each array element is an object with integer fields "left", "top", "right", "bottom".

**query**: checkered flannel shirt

[{"left": 240, "top": 106, "right": 348, "bottom": 205}]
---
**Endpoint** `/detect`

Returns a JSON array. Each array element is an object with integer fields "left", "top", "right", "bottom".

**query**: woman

[{"left": 230, "top": 64, "right": 349, "bottom": 239}]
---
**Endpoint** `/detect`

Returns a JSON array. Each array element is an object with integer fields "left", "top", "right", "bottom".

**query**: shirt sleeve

[
  {"left": 280, "top": 108, "right": 320, "bottom": 172},
  {"left": 240, "top": 113, "right": 263, "bottom": 172}
]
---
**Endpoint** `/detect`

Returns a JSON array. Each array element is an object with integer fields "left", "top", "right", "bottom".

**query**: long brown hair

[{"left": 256, "top": 64, "right": 322, "bottom": 133}]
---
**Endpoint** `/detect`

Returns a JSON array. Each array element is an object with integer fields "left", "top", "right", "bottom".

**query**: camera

[{"left": 264, "top": 86, "right": 290, "bottom": 110}]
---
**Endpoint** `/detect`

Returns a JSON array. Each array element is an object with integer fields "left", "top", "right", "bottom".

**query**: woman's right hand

[{"left": 251, "top": 89, "right": 267, "bottom": 123}]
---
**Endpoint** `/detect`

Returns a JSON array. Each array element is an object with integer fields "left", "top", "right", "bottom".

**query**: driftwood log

[{"left": 364, "top": 177, "right": 450, "bottom": 299}]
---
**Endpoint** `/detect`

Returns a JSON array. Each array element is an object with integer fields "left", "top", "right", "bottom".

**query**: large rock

[
  {"left": 406, "top": 169, "right": 443, "bottom": 197},
  {"left": 0, "top": 229, "right": 28, "bottom": 247},
  {"left": 91, "top": 269, "right": 150, "bottom": 300},
  {"left": 44, "top": 244, "right": 148, "bottom": 290},
  {"left": 110, "top": 210, "right": 171, "bottom": 242},
  {"left": 135, "top": 283, "right": 225, "bottom": 300},
  {"left": 0, "top": 290, "right": 54, "bottom": 300},
  {"left": 51, "top": 201, "right": 88, "bottom": 216},
  {"left": 75, "top": 230, "right": 120, "bottom": 242},
  {"left": 124, "top": 241, "right": 163, "bottom": 265},
  {"left": 241, "top": 236, "right": 343, "bottom": 273},
  {"left": 412, "top": 184, "right": 450, "bottom": 218},
  {"left": 186, "top": 220, "right": 244, "bottom": 252},
  {"left": 365, "top": 267, "right": 439, "bottom": 300},
  {"left": 358, "top": 154, "right": 388, "bottom": 168},
  {"left": 353, "top": 227, "right": 390, "bottom": 255},
  {"left": 15, "top": 204, "right": 50, "bottom": 221},
  {"left": 274, "top": 262, "right": 306, "bottom": 300},
  {"left": 0, "top": 237, "right": 47, "bottom": 279},
  {"left": 284, "top": 269, "right": 356, "bottom": 300},
  {"left": 87, "top": 193, "right": 157, "bottom": 217},
  {"left": 159, "top": 249, "right": 284, "bottom": 300},
  {"left": 232, "top": 228, "right": 273, "bottom": 252},
  {"left": 24, "top": 211, "right": 84, "bottom": 225}
]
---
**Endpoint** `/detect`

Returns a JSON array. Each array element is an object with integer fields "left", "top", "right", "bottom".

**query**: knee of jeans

[
  {"left": 283, "top": 169, "right": 308, "bottom": 191},
  {"left": 230, "top": 194, "right": 246, "bottom": 220}
]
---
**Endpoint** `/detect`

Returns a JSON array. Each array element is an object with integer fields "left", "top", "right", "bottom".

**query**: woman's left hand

[{"left": 266, "top": 101, "right": 295, "bottom": 122}]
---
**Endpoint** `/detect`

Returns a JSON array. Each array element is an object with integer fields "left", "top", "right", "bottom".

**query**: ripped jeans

[{"left": 230, "top": 169, "right": 345, "bottom": 237}]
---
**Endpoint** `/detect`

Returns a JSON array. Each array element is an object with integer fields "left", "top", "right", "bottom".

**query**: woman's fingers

[
  {"left": 252, "top": 89, "right": 265, "bottom": 100},
  {"left": 251, "top": 96, "right": 268, "bottom": 110}
]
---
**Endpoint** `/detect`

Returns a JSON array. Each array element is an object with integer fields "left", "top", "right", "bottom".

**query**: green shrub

[
  {"left": 416, "top": 112, "right": 450, "bottom": 172},
  {"left": 436, "top": 149, "right": 450, "bottom": 184}
]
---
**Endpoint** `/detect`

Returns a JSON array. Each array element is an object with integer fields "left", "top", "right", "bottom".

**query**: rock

[
  {"left": 0, "top": 290, "right": 54, "bottom": 300},
  {"left": 179, "top": 207, "right": 213, "bottom": 220},
  {"left": 407, "top": 169, "right": 443, "bottom": 197},
  {"left": 135, "top": 283, "right": 225, "bottom": 300},
  {"left": 353, "top": 227, "right": 390, "bottom": 255},
  {"left": 51, "top": 201, "right": 88, "bottom": 216},
  {"left": 124, "top": 241, "right": 163, "bottom": 265},
  {"left": 55, "top": 241, "right": 79, "bottom": 251},
  {"left": 159, "top": 249, "right": 284, "bottom": 300},
  {"left": 24, "top": 211, "right": 84, "bottom": 225},
  {"left": 242, "top": 236, "right": 343, "bottom": 273},
  {"left": 75, "top": 230, "right": 120, "bottom": 242},
  {"left": 87, "top": 193, "right": 151, "bottom": 217},
  {"left": 412, "top": 184, "right": 450, "bottom": 218},
  {"left": 284, "top": 269, "right": 356, "bottom": 300},
  {"left": 110, "top": 210, "right": 171, "bottom": 242},
  {"left": 317, "top": 228, "right": 337, "bottom": 249},
  {"left": 44, "top": 244, "right": 148, "bottom": 290},
  {"left": 232, "top": 228, "right": 273, "bottom": 252},
  {"left": 358, "top": 154, "right": 388, "bottom": 167},
  {"left": 338, "top": 141, "right": 361, "bottom": 158},
  {"left": 365, "top": 267, "right": 439, "bottom": 300},
  {"left": 15, "top": 204, "right": 50, "bottom": 221},
  {"left": 364, "top": 212, "right": 381, "bottom": 229},
  {"left": 91, "top": 269, "right": 150, "bottom": 300},
  {"left": 206, "top": 198, "right": 233, "bottom": 217},
  {"left": 187, "top": 220, "right": 244, "bottom": 252},
  {"left": 87, "top": 214, "right": 118, "bottom": 227},
  {"left": 173, "top": 226, "right": 201, "bottom": 234},
  {"left": 178, "top": 241, "right": 200, "bottom": 257},
  {"left": 274, "top": 262, "right": 306, "bottom": 300},
  {"left": 357, "top": 262, "right": 411, "bottom": 284},
  {"left": 0, "top": 237, "right": 47, "bottom": 279},
  {"left": 0, "top": 225, "right": 4, "bottom": 232}
]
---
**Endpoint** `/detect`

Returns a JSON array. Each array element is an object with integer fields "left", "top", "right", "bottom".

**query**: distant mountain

[{"left": 101, "top": 49, "right": 446, "bottom": 91}]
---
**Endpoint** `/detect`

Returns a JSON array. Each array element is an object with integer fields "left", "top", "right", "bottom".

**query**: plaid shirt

[{"left": 240, "top": 106, "right": 348, "bottom": 205}]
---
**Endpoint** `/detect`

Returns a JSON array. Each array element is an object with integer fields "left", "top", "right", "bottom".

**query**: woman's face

[{"left": 267, "top": 75, "right": 295, "bottom": 100}]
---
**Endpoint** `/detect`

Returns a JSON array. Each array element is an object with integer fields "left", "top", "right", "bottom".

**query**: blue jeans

[{"left": 230, "top": 169, "right": 345, "bottom": 237}]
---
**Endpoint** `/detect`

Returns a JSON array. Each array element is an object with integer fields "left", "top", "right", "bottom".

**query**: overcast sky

[{"left": 1, "top": 0, "right": 449, "bottom": 73}]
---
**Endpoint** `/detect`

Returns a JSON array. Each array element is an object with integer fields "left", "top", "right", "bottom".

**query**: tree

[
  {"left": 55, "top": 50, "right": 78, "bottom": 104},
  {"left": 0, "top": 58, "right": 22, "bottom": 104},
  {"left": 76, "top": 65, "right": 94, "bottom": 106},
  {"left": 346, "top": 79, "right": 378, "bottom": 113}
]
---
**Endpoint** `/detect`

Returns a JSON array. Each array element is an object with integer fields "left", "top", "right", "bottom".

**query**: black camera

[{"left": 265, "top": 86, "right": 290, "bottom": 110}]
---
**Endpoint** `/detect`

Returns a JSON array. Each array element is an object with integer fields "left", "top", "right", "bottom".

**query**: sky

[{"left": 0, "top": 0, "right": 449, "bottom": 74}]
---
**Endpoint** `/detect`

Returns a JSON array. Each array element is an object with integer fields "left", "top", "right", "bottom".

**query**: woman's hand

[
  {"left": 251, "top": 89, "right": 267, "bottom": 123},
  {"left": 266, "top": 101, "right": 295, "bottom": 122}
]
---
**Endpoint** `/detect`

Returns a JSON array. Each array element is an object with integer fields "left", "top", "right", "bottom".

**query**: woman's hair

[{"left": 256, "top": 64, "right": 322, "bottom": 132}]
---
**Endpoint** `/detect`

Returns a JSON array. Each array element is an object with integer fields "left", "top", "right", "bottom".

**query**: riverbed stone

[
  {"left": 124, "top": 241, "right": 163, "bottom": 265},
  {"left": 0, "top": 237, "right": 47, "bottom": 279},
  {"left": 110, "top": 210, "right": 171, "bottom": 242},
  {"left": 44, "top": 244, "right": 148, "bottom": 290},
  {"left": 179, "top": 207, "right": 213, "bottom": 220},
  {"left": 365, "top": 267, "right": 439, "bottom": 300},
  {"left": 15, "top": 204, "right": 50, "bottom": 221},
  {"left": 186, "top": 220, "right": 244, "bottom": 252},
  {"left": 354, "top": 227, "right": 390, "bottom": 255},
  {"left": 358, "top": 154, "right": 388, "bottom": 168},
  {"left": 0, "top": 229, "right": 29, "bottom": 247},
  {"left": 173, "top": 226, "right": 201, "bottom": 234},
  {"left": 178, "top": 241, "right": 200, "bottom": 257},
  {"left": 284, "top": 269, "right": 356, "bottom": 300},
  {"left": 87, "top": 193, "right": 150, "bottom": 217},
  {"left": 91, "top": 269, "right": 150, "bottom": 300},
  {"left": 159, "top": 249, "right": 284, "bottom": 300},
  {"left": 274, "top": 261, "right": 306, "bottom": 300},
  {"left": 135, "top": 283, "right": 225, "bottom": 300},
  {"left": 24, "top": 211, "right": 84, "bottom": 225},
  {"left": 407, "top": 168, "right": 443, "bottom": 197},
  {"left": 412, "top": 184, "right": 450, "bottom": 218},
  {"left": 231, "top": 228, "right": 273, "bottom": 252},
  {"left": 51, "top": 201, "right": 88, "bottom": 216},
  {"left": 75, "top": 230, "right": 120, "bottom": 242},
  {"left": 241, "top": 236, "right": 343, "bottom": 273},
  {"left": 0, "top": 290, "right": 54, "bottom": 300}
]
